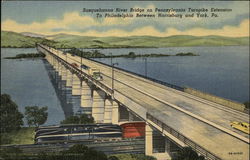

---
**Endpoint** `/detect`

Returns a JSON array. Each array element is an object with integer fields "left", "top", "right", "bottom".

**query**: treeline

[
  {"left": 67, "top": 48, "right": 198, "bottom": 59},
  {"left": 0, "top": 94, "right": 48, "bottom": 144},
  {"left": 0, "top": 144, "right": 109, "bottom": 160},
  {"left": 60, "top": 114, "right": 94, "bottom": 124},
  {"left": 0, "top": 144, "right": 156, "bottom": 160},
  {"left": 5, "top": 53, "right": 45, "bottom": 59},
  {"left": 0, "top": 145, "right": 204, "bottom": 160}
]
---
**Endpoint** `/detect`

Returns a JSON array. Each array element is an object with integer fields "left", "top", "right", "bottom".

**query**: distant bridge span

[{"left": 37, "top": 44, "right": 249, "bottom": 160}]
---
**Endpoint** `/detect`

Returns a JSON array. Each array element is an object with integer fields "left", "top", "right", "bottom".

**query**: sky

[{"left": 1, "top": 1, "right": 249, "bottom": 37}]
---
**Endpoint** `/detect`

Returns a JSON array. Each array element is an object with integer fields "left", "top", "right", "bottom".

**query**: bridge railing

[
  {"left": 85, "top": 58, "right": 184, "bottom": 91},
  {"left": 147, "top": 113, "right": 221, "bottom": 160},
  {"left": 38, "top": 44, "right": 184, "bottom": 91},
  {"left": 37, "top": 44, "right": 113, "bottom": 95}
]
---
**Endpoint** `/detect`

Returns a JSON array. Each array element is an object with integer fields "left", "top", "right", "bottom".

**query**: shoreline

[{"left": 1, "top": 44, "right": 249, "bottom": 49}]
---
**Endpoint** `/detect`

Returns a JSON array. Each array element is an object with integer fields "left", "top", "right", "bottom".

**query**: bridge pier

[
  {"left": 57, "top": 63, "right": 63, "bottom": 77},
  {"left": 72, "top": 74, "right": 81, "bottom": 95},
  {"left": 145, "top": 125, "right": 177, "bottom": 160},
  {"left": 104, "top": 99, "right": 112, "bottom": 123},
  {"left": 80, "top": 81, "right": 92, "bottom": 115},
  {"left": 53, "top": 58, "right": 59, "bottom": 71},
  {"left": 61, "top": 65, "right": 67, "bottom": 81},
  {"left": 145, "top": 124, "right": 153, "bottom": 156},
  {"left": 57, "top": 62, "right": 62, "bottom": 75},
  {"left": 92, "top": 89, "right": 106, "bottom": 123},
  {"left": 45, "top": 54, "right": 52, "bottom": 64},
  {"left": 111, "top": 101, "right": 119, "bottom": 124},
  {"left": 104, "top": 99, "right": 119, "bottom": 124},
  {"left": 66, "top": 70, "right": 73, "bottom": 87}
]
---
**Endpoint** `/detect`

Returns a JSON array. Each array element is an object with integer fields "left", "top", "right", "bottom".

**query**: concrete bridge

[{"left": 37, "top": 44, "right": 249, "bottom": 160}]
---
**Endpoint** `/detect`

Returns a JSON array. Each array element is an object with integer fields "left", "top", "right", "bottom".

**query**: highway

[{"left": 41, "top": 46, "right": 249, "bottom": 160}]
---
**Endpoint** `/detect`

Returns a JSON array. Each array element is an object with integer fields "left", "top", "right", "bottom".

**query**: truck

[{"left": 81, "top": 64, "right": 103, "bottom": 80}]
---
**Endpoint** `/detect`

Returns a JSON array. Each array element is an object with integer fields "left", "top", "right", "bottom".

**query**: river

[{"left": 1, "top": 46, "right": 249, "bottom": 125}]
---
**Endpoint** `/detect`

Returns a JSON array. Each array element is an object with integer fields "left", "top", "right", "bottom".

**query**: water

[
  {"left": 1, "top": 48, "right": 65, "bottom": 125},
  {"left": 1, "top": 46, "right": 249, "bottom": 125},
  {"left": 93, "top": 46, "right": 249, "bottom": 103}
]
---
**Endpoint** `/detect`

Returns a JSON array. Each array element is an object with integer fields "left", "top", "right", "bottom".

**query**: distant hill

[
  {"left": 21, "top": 32, "right": 46, "bottom": 38},
  {"left": 1, "top": 31, "right": 57, "bottom": 48},
  {"left": 1, "top": 31, "right": 249, "bottom": 48},
  {"left": 46, "top": 33, "right": 249, "bottom": 48}
]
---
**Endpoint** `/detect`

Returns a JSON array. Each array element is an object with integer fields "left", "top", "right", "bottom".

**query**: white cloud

[
  {"left": 1, "top": 9, "right": 249, "bottom": 37},
  {"left": 57, "top": 19, "right": 249, "bottom": 37},
  {"left": 1, "top": 11, "right": 132, "bottom": 35}
]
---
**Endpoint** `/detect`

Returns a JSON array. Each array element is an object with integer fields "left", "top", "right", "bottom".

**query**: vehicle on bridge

[
  {"left": 81, "top": 64, "right": 103, "bottom": 81},
  {"left": 71, "top": 63, "right": 79, "bottom": 68},
  {"left": 230, "top": 121, "right": 249, "bottom": 134}
]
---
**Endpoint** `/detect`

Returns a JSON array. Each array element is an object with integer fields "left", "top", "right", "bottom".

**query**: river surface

[{"left": 1, "top": 46, "right": 249, "bottom": 125}]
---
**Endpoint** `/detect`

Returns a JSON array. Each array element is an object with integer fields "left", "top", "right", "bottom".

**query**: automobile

[
  {"left": 71, "top": 63, "right": 79, "bottom": 68},
  {"left": 230, "top": 121, "right": 249, "bottom": 134},
  {"left": 89, "top": 68, "right": 103, "bottom": 80},
  {"left": 80, "top": 64, "right": 103, "bottom": 80}
]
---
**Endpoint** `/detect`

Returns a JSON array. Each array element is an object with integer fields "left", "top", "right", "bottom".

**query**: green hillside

[
  {"left": 1, "top": 31, "right": 57, "bottom": 48},
  {"left": 1, "top": 31, "right": 249, "bottom": 48},
  {"left": 47, "top": 34, "right": 249, "bottom": 48}
]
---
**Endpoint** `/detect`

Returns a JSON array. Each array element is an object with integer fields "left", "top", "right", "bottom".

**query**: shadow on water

[{"left": 42, "top": 59, "right": 76, "bottom": 118}]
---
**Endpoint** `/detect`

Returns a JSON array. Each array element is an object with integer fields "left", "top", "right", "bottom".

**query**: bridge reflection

[{"left": 43, "top": 59, "right": 81, "bottom": 118}]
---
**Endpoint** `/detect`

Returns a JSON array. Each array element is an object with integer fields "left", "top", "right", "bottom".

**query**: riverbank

[
  {"left": 0, "top": 127, "right": 35, "bottom": 145},
  {"left": 4, "top": 53, "right": 45, "bottom": 59},
  {"left": 67, "top": 48, "right": 199, "bottom": 58}
]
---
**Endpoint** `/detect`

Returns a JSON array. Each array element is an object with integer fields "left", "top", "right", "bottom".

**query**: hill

[
  {"left": 46, "top": 34, "right": 249, "bottom": 48},
  {"left": 1, "top": 31, "right": 249, "bottom": 48},
  {"left": 1, "top": 31, "right": 57, "bottom": 48},
  {"left": 21, "top": 32, "right": 46, "bottom": 38}
]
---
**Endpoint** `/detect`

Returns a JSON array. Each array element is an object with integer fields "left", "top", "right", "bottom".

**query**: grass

[
  {"left": 0, "top": 127, "right": 36, "bottom": 145},
  {"left": 108, "top": 154, "right": 156, "bottom": 160}
]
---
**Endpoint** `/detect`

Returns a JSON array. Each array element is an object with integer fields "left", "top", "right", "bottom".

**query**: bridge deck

[{"left": 39, "top": 46, "right": 249, "bottom": 160}]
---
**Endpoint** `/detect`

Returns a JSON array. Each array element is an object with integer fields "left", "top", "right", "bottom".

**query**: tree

[
  {"left": 0, "top": 94, "right": 24, "bottom": 133},
  {"left": 79, "top": 114, "right": 94, "bottom": 124},
  {"left": 0, "top": 146, "right": 23, "bottom": 159},
  {"left": 37, "top": 144, "right": 108, "bottom": 160},
  {"left": 108, "top": 156, "right": 119, "bottom": 160},
  {"left": 128, "top": 52, "right": 136, "bottom": 58},
  {"left": 62, "top": 144, "right": 108, "bottom": 160},
  {"left": 60, "top": 115, "right": 80, "bottom": 124},
  {"left": 24, "top": 106, "right": 48, "bottom": 127},
  {"left": 61, "top": 114, "right": 94, "bottom": 124},
  {"left": 173, "top": 147, "right": 205, "bottom": 160},
  {"left": 244, "top": 101, "right": 249, "bottom": 109}
]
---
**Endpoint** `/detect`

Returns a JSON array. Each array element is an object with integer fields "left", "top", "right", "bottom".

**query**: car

[
  {"left": 71, "top": 63, "right": 79, "bottom": 68},
  {"left": 230, "top": 121, "right": 249, "bottom": 134}
]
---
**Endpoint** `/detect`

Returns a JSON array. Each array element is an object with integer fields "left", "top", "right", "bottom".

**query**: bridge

[{"left": 37, "top": 44, "right": 249, "bottom": 160}]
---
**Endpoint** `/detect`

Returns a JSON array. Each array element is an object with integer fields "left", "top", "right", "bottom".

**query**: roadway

[{"left": 43, "top": 46, "right": 249, "bottom": 160}]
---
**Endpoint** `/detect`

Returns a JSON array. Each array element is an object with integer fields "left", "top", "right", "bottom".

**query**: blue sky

[{"left": 1, "top": 1, "right": 249, "bottom": 37}]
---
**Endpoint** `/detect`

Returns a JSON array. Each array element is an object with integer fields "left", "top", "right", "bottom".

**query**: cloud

[
  {"left": 57, "top": 19, "right": 249, "bottom": 37},
  {"left": 1, "top": 11, "right": 132, "bottom": 35},
  {"left": 1, "top": 9, "right": 249, "bottom": 37},
  {"left": 164, "top": 19, "right": 249, "bottom": 37}
]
